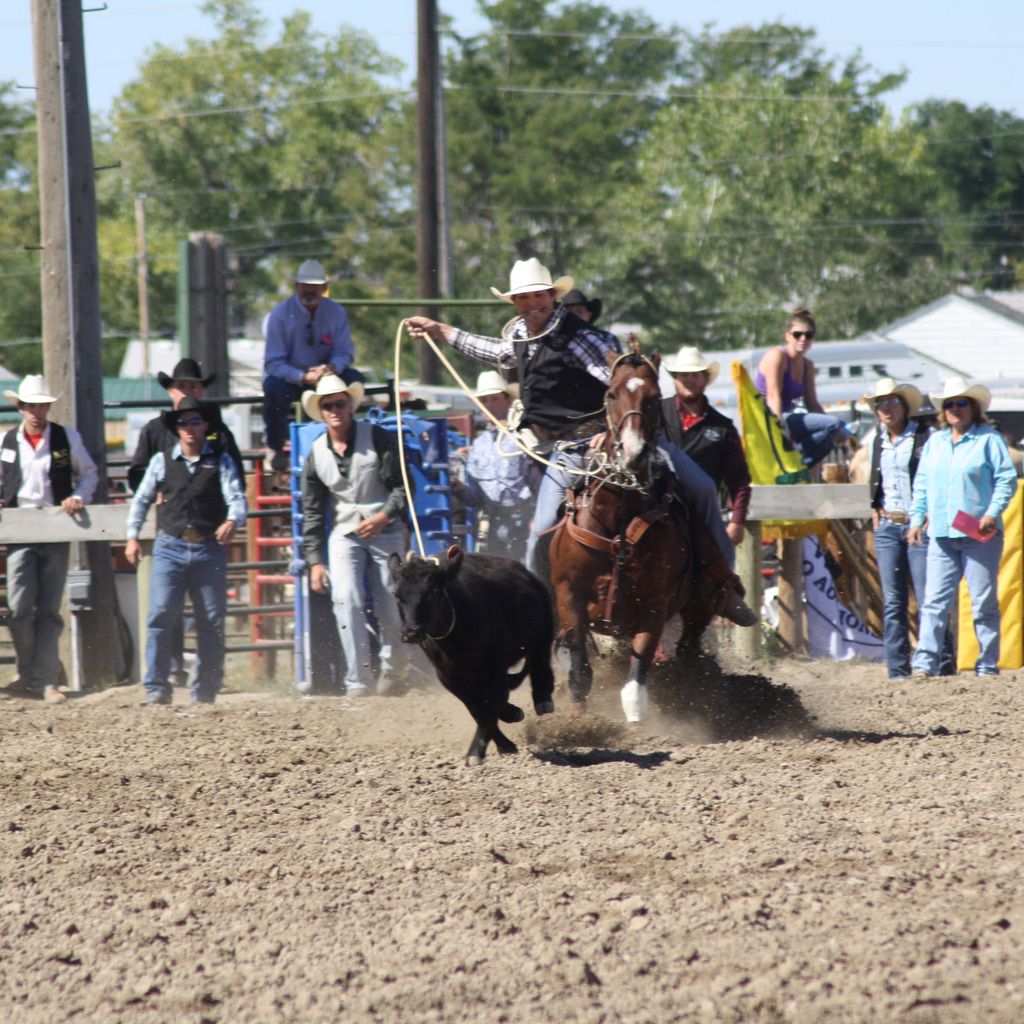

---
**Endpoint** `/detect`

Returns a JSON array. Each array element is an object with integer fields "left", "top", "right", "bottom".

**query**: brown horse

[{"left": 548, "top": 347, "right": 714, "bottom": 722}]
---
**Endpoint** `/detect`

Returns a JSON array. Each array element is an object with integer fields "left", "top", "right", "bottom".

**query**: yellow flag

[
  {"left": 957, "top": 479, "right": 1023, "bottom": 671},
  {"left": 732, "top": 360, "right": 826, "bottom": 541}
]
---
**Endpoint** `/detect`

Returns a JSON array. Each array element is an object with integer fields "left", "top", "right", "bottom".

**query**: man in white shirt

[{"left": 0, "top": 376, "right": 98, "bottom": 702}]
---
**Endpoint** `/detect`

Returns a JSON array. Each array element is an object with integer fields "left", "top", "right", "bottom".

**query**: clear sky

[{"left": 2, "top": 0, "right": 1023, "bottom": 119}]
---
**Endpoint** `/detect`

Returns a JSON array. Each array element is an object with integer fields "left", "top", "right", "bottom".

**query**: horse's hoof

[
  {"left": 534, "top": 700, "right": 555, "bottom": 716},
  {"left": 466, "top": 755, "right": 483, "bottom": 767},
  {"left": 569, "top": 701, "right": 586, "bottom": 718},
  {"left": 620, "top": 680, "right": 648, "bottom": 723}
]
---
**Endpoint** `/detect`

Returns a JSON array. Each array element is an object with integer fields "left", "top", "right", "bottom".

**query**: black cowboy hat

[
  {"left": 560, "top": 288, "right": 603, "bottom": 325},
  {"left": 157, "top": 358, "right": 216, "bottom": 390},
  {"left": 160, "top": 396, "right": 213, "bottom": 432}
]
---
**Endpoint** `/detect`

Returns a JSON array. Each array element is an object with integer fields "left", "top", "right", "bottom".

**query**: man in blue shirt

[
  {"left": 263, "top": 259, "right": 365, "bottom": 472},
  {"left": 125, "top": 398, "right": 248, "bottom": 705}
]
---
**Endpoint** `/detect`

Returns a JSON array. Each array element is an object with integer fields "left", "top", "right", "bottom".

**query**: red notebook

[{"left": 952, "top": 510, "right": 994, "bottom": 542}]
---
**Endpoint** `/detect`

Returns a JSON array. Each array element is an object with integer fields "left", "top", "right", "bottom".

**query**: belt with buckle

[
  {"left": 883, "top": 510, "right": 910, "bottom": 525},
  {"left": 181, "top": 527, "right": 215, "bottom": 543}
]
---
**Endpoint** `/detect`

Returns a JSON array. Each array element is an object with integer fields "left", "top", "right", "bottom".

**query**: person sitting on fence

[
  {"left": 1, "top": 376, "right": 98, "bottom": 703},
  {"left": 299, "top": 374, "right": 409, "bottom": 697},
  {"left": 454, "top": 371, "right": 534, "bottom": 562},
  {"left": 908, "top": 378, "right": 1017, "bottom": 679},
  {"left": 755, "top": 308, "right": 847, "bottom": 469},
  {"left": 262, "top": 260, "right": 366, "bottom": 474},
  {"left": 124, "top": 397, "right": 248, "bottom": 706}
]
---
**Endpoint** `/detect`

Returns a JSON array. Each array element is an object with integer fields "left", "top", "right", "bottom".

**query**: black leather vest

[
  {"left": 514, "top": 312, "right": 612, "bottom": 434},
  {"left": 156, "top": 446, "right": 228, "bottom": 537},
  {"left": 660, "top": 396, "right": 737, "bottom": 487},
  {"left": 0, "top": 422, "right": 74, "bottom": 508},
  {"left": 870, "top": 422, "right": 930, "bottom": 509}
]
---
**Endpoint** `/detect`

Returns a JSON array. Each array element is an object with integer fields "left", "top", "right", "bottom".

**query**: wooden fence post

[{"left": 735, "top": 521, "right": 763, "bottom": 661}]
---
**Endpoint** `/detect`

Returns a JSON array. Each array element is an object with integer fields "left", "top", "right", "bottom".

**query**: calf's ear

[
  {"left": 387, "top": 552, "right": 404, "bottom": 578},
  {"left": 444, "top": 544, "right": 464, "bottom": 576}
]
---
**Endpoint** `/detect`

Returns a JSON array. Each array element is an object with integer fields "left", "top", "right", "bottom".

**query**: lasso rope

[{"left": 393, "top": 316, "right": 623, "bottom": 558}]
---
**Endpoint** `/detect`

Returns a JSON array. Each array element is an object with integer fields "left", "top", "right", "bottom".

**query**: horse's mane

[{"left": 613, "top": 352, "right": 650, "bottom": 371}]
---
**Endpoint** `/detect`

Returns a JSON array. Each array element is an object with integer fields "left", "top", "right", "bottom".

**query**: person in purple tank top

[{"left": 755, "top": 308, "right": 846, "bottom": 468}]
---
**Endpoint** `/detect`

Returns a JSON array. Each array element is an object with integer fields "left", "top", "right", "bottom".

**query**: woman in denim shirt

[
  {"left": 909, "top": 378, "right": 1017, "bottom": 678},
  {"left": 869, "top": 378, "right": 953, "bottom": 680}
]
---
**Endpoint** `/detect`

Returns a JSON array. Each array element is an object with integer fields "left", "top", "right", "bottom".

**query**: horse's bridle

[{"left": 602, "top": 353, "right": 661, "bottom": 479}]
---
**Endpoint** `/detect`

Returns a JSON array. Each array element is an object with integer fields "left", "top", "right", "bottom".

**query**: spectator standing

[
  {"left": 299, "top": 375, "right": 408, "bottom": 697},
  {"left": 1, "top": 376, "right": 98, "bottom": 703},
  {"left": 909, "top": 378, "right": 1017, "bottom": 678},
  {"left": 869, "top": 378, "right": 953, "bottom": 680},
  {"left": 263, "top": 259, "right": 365, "bottom": 472},
  {"left": 458, "top": 371, "right": 534, "bottom": 561},
  {"left": 660, "top": 346, "right": 751, "bottom": 548},
  {"left": 755, "top": 308, "right": 847, "bottom": 468},
  {"left": 124, "top": 398, "right": 248, "bottom": 705}
]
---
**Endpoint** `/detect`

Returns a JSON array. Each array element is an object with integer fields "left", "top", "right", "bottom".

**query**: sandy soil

[{"left": 1, "top": 650, "right": 1022, "bottom": 1024}]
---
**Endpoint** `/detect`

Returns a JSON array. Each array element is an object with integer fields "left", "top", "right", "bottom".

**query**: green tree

[
  {"left": 101, "top": 0, "right": 415, "bottom": 371},
  {"left": 441, "top": 0, "right": 680, "bottom": 336},
  {"left": 0, "top": 83, "right": 44, "bottom": 373},
  {"left": 616, "top": 24, "right": 952, "bottom": 350},
  {"left": 907, "top": 100, "right": 1024, "bottom": 290}
]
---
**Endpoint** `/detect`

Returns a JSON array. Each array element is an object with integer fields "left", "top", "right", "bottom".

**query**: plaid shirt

[{"left": 449, "top": 306, "right": 621, "bottom": 383}]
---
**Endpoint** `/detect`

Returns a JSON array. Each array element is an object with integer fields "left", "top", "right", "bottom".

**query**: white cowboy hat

[
  {"left": 289, "top": 259, "right": 334, "bottom": 285},
  {"left": 662, "top": 346, "right": 719, "bottom": 386},
  {"left": 490, "top": 258, "right": 574, "bottom": 303},
  {"left": 932, "top": 376, "right": 991, "bottom": 414},
  {"left": 474, "top": 370, "right": 510, "bottom": 398},
  {"left": 4, "top": 375, "right": 61, "bottom": 405},
  {"left": 300, "top": 374, "right": 366, "bottom": 422},
  {"left": 871, "top": 377, "right": 924, "bottom": 417}
]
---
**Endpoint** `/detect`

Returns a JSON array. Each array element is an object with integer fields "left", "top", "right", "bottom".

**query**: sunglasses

[
  {"left": 790, "top": 330, "right": 815, "bottom": 340},
  {"left": 943, "top": 398, "right": 971, "bottom": 410},
  {"left": 320, "top": 399, "right": 349, "bottom": 411},
  {"left": 875, "top": 396, "right": 902, "bottom": 408},
  {"left": 176, "top": 417, "right": 205, "bottom": 427}
]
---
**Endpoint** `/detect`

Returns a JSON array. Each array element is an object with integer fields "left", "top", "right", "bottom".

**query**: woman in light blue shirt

[{"left": 908, "top": 378, "right": 1018, "bottom": 677}]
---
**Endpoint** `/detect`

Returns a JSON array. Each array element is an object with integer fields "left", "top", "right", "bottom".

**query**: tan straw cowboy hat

[
  {"left": 932, "top": 376, "right": 992, "bottom": 414},
  {"left": 300, "top": 374, "right": 366, "bottom": 421},
  {"left": 490, "top": 258, "right": 574, "bottom": 303},
  {"left": 4, "top": 375, "right": 61, "bottom": 405},
  {"left": 662, "top": 346, "right": 720, "bottom": 386},
  {"left": 871, "top": 377, "right": 924, "bottom": 417}
]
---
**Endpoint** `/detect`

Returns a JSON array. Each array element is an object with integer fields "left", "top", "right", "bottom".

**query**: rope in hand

[{"left": 392, "top": 316, "right": 614, "bottom": 559}]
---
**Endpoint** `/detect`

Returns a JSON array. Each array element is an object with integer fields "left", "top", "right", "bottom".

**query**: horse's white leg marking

[{"left": 620, "top": 677, "right": 648, "bottom": 723}]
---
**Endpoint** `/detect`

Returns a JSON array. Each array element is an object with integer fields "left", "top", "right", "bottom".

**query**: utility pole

[
  {"left": 179, "top": 232, "right": 230, "bottom": 400},
  {"left": 416, "top": 0, "right": 441, "bottom": 384},
  {"left": 135, "top": 194, "right": 150, "bottom": 377},
  {"left": 32, "top": 0, "right": 119, "bottom": 688}
]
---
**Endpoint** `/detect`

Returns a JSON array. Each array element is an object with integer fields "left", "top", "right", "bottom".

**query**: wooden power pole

[
  {"left": 416, "top": 0, "right": 441, "bottom": 384},
  {"left": 32, "top": 0, "right": 119, "bottom": 687}
]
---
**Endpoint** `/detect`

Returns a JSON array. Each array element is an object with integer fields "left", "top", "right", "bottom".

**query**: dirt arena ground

[{"left": 1, "top": 650, "right": 1022, "bottom": 1024}]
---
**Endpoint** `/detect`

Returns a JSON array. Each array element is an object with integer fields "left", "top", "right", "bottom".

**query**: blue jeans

[
  {"left": 784, "top": 411, "right": 845, "bottom": 468},
  {"left": 913, "top": 533, "right": 1004, "bottom": 676},
  {"left": 874, "top": 520, "right": 954, "bottom": 679},
  {"left": 525, "top": 438, "right": 734, "bottom": 579},
  {"left": 7, "top": 542, "right": 69, "bottom": 690},
  {"left": 326, "top": 523, "right": 407, "bottom": 692},
  {"left": 262, "top": 366, "right": 366, "bottom": 453},
  {"left": 145, "top": 531, "right": 228, "bottom": 702}
]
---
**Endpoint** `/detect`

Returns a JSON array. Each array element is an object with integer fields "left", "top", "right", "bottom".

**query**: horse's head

[{"left": 605, "top": 344, "right": 662, "bottom": 474}]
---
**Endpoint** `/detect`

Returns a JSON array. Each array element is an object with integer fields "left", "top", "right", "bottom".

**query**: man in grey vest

[
  {"left": 299, "top": 374, "right": 408, "bottom": 697},
  {"left": 1, "top": 376, "right": 98, "bottom": 702}
]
